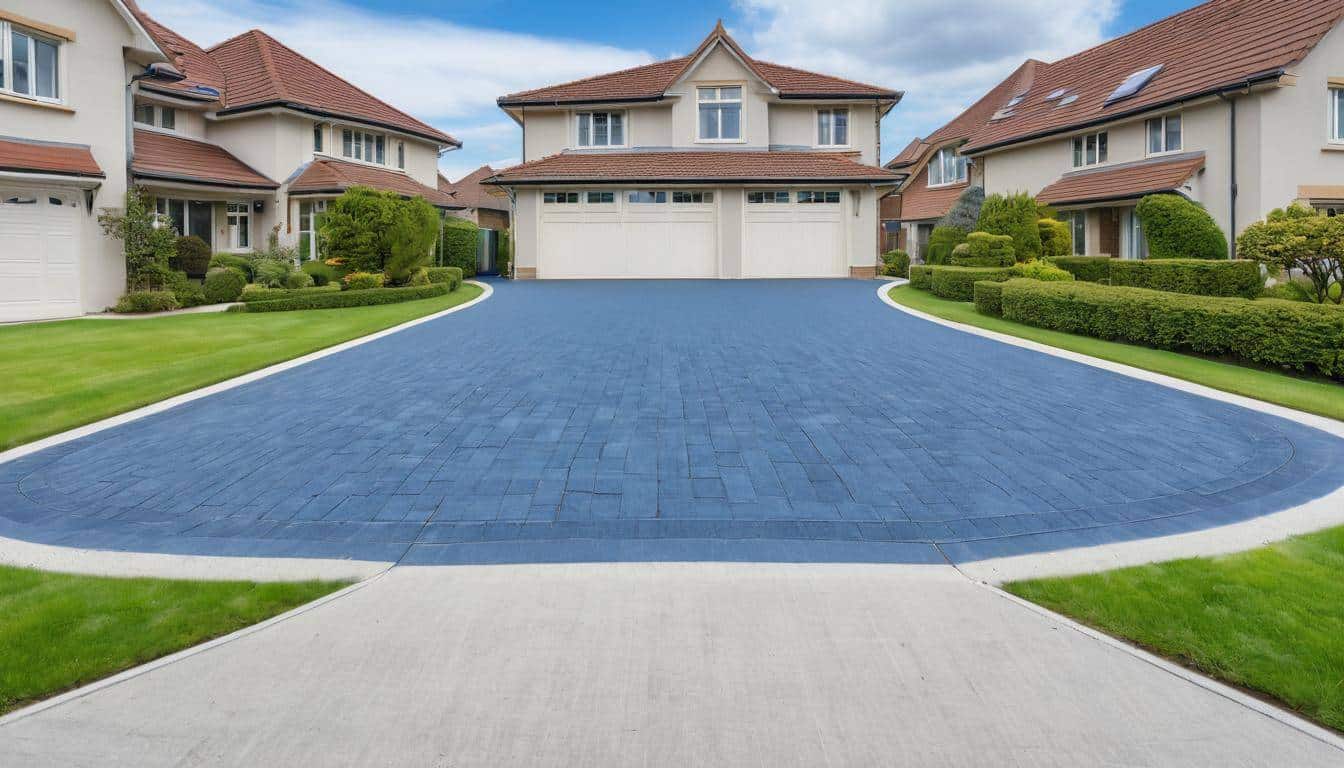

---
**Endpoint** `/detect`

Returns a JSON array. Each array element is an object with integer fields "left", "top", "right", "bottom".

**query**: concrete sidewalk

[{"left": 3, "top": 564, "right": 1339, "bottom": 766}]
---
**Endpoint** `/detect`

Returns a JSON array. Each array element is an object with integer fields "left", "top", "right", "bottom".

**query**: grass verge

[
  {"left": 0, "top": 284, "right": 484, "bottom": 451},
  {"left": 1005, "top": 526, "right": 1344, "bottom": 733},
  {"left": 0, "top": 566, "right": 345, "bottom": 715},
  {"left": 886, "top": 284, "right": 1344, "bottom": 421}
]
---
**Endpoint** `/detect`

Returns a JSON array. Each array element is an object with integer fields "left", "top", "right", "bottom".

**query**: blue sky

[{"left": 141, "top": 0, "right": 1202, "bottom": 181}]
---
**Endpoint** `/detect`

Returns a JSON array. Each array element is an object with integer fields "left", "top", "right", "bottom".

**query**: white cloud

[{"left": 735, "top": 0, "right": 1119, "bottom": 157}]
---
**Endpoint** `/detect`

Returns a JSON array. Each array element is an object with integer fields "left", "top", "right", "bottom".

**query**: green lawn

[
  {"left": 886, "top": 284, "right": 1344, "bottom": 421},
  {"left": 1006, "top": 526, "right": 1344, "bottom": 732},
  {"left": 0, "top": 284, "right": 484, "bottom": 451},
  {"left": 0, "top": 565, "right": 345, "bottom": 714}
]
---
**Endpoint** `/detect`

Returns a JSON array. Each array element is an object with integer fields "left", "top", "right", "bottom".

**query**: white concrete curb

[
  {"left": 878, "top": 280, "right": 1344, "bottom": 582},
  {"left": 0, "top": 280, "right": 492, "bottom": 580}
]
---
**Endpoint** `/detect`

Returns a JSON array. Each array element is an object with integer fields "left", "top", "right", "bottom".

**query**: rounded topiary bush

[
  {"left": 951, "top": 232, "right": 1015, "bottom": 267},
  {"left": 1135, "top": 194, "right": 1228, "bottom": 260},
  {"left": 171, "top": 236, "right": 213, "bottom": 278},
  {"left": 1037, "top": 218, "right": 1072, "bottom": 260},
  {"left": 426, "top": 266, "right": 463, "bottom": 290},
  {"left": 342, "top": 271, "right": 385, "bottom": 291},
  {"left": 209, "top": 253, "right": 254, "bottom": 282},
  {"left": 113, "top": 290, "right": 179, "bottom": 314},
  {"left": 881, "top": 249, "right": 910, "bottom": 278},
  {"left": 285, "top": 270, "right": 315, "bottom": 289},
  {"left": 202, "top": 267, "right": 246, "bottom": 303},
  {"left": 926, "top": 226, "right": 967, "bottom": 265}
]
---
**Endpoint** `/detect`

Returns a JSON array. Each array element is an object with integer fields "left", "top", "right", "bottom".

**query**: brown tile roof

[
  {"left": 205, "top": 31, "right": 458, "bottom": 146},
  {"left": 499, "top": 23, "right": 898, "bottom": 106},
  {"left": 962, "top": 0, "right": 1344, "bottom": 154},
  {"left": 289, "top": 158, "right": 461, "bottom": 208},
  {"left": 487, "top": 151, "right": 902, "bottom": 184},
  {"left": 886, "top": 138, "right": 927, "bottom": 169},
  {"left": 439, "top": 166, "right": 510, "bottom": 212},
  {"left": 131, "top": 129, "right": 278, "bottom": 188},
  {"left": 0, "top": 137, "right": 104, "bottom": 178},
  {"left": 897, "top": 171, "right": 971, "bottom": 222},
  {"left": 122, "top": 0, "right": 226, "bottom": 102},
  {"left": 1035, "top": 152, "right": 1206, "bottom": 206}
]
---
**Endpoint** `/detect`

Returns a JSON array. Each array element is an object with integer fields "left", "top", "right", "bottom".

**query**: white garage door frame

[
  {"left": 538, "top": 188, "right": 719, "bottom": 279},
  {"left": 0, "top": 182, "right": 84, "bottom": 322},
  {"left": 742, "top": 187, "right": 849, "bottom": 279}
]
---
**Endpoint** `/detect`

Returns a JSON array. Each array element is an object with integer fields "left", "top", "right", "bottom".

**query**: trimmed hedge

[
  {"left": 881, "top": 249, "right": 910, "bottom": 278},
  {"left": 301, "top": 259, "right": 339, "bottom": 286},
  {"left": 910, "top": 264, "right": 933, "bottom": 290},
  {"left": 1134, "top": 194, "right": 1227, "bottom": 260},
  {"left": 929, "top": 265, "right": 1015, "bottom": 301},
  {"left": 440, "top": 217, "right": 479, "bottom": 277},
  {"left": 1109, "top": 258, "right": 1262, "bottom": 299},
  {"left": 926, "top": 226, "right": 966, "bottom": 265},
  {"left": 951, "top": 232, "right": 1015, "bottom": 267},
  {"left": 973, "top": 280, "right": 1005, "bottom": 316},
  {"left": 997, "top": 279, "right": 1344, "bottom": 379},
  {"left": 285, "top": 270, "right": 315, "bottom": 290},
  {"left": 240, "top": 284, "right": 341, "bottom": 302},
  {"left": 1049, "top": 256, "right": 1112, "bottom": 283},
  {"left": 426, "top": 266, "right": 463, "bottom": 290},
  {"left": 209, "top": 253, "right": 254, "bottom": 282},
  {"left": 1010, "top": 260, "right": 1074, "bottom": 282},
  {"left": 229, "top": 282, "right": 451, "bottom": 313},
  {"left": 342, "top": 271, "right": 385, "bottom": 291},
  {"left": 977, "top": 192, "right": 1042, "bottom": 261},
  {"left": 113, "top": 290, "right": 178, "bottom": 314},
  {"left": 1037, "top": 218, "right": 1072, "bottom": 259},
  {"left": 202, "top": 268, "right": 246, "bottom": 303}
]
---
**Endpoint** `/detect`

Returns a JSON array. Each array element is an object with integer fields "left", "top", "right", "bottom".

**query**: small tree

[
  {"left": 98, "top": 189, "right": 176, "bottom": 290},
  {"left": 171, "top": 235, "right": 212, "bottom": 278},
  {"left": 1238, "top": 204, "right": 1343, "bottom": 304},
  {"left": 1135, "top": 194, "right": 1228, "bottom": 260},
  {"left": 385, "top": 196, "right": 439, "bottom": 284},
  {"left": 936, "top": 186, "right": 984, "bottom": 231},
  {"left": 976, "top": 192, "right": 1042, "bottom": 261},
  {"left": 319, "top": 187, "right": 439, "bottom": 282}
]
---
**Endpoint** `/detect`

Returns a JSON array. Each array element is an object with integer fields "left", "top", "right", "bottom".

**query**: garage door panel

[
  {"left": 744, "top": 199, "right": 845, "bottom": 278},
  {"left": 540, "top": 193, "right": 718, "bottom": 279},
  {"left": 540, "top": 221, "right": 625, "bottom": 278},
  {"left": 625, "top": 221, "right": 716, "bottom": 278},
  {"left": 0, "top": 187, "right": 83, "bottom": 321}
]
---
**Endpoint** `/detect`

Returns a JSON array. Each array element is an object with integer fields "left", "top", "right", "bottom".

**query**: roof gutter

[
  {"left": 961, "top": 69, "right": 1285, "bottom": 156},
  {"left": 212, "top": 101, "right": 461, "bottom": 148},
  {"left": 486, "top": 176, "right": 901, "bottom": 186},
  {"left": 131, "top": 170, "right": 278, "bottom": 190},
  {"left": 496, "top": 95, "right": 667, "bottom": 108}
]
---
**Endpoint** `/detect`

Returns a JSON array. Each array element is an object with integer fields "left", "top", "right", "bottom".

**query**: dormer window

[
  {"left": 133, "top": 101, "right": 177, "bottom": 130},
  {"left": 2, "top": 22, "right": 61, "bottom": 102},
  {"left": 577, "top": 112, "right": 625, "bottom": 147},
  {"left": 341, "top": 128, "right": 386, "bottom": 164},
  {"left": 697, "top": 86, "right": 742, "bottom": 141},
  {"left": 1146, "top": 115, "right": 1181, "bottom": 155},
  {"left": 927, "top": 147, "right": 967, "bottom": 187},
  {"left": 816, "top": 108, "right": 849, "bottom": 146}
]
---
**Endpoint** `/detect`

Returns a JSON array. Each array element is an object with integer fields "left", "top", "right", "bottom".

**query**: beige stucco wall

[
  {"left": 717, "top": 187, "right": 744, "bottom": 277},
  {"left": 770, "top": 103, "right": 880, "bottom": 165},
  {"left": 521, "top": 110, "right": 569, "bottom": 161},
  {"left": 666, "top": 46, "right": 771, "bottom": 148},
  {"left": 513, "top": 188, "right": 540, "bottom": 270},
  {"left": 847, "top": 187, "right": 880, "bottom": 267}
]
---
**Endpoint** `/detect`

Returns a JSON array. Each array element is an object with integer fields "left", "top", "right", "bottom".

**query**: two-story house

[
  {"left": 488, "top": 23, "right": 902, "bottom": 279},
  {"left": 953, "top": 0, "right": 1344, "bottom": 259},
  {"left": 0, "top": 0, "right": 460, "bottom": 322}
]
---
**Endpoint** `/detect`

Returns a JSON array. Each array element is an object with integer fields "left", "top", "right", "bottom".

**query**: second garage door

[
  {"left": 539, "top": 190, "right": 717, "bottom": 278},
  {"left": 743, "top": 189, "right": 846, "bottom": 278}
]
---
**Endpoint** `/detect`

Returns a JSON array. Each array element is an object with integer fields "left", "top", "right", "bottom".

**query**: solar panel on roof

[{"left": 1105, "top": 65, "right": 1163, "bottom": 104}]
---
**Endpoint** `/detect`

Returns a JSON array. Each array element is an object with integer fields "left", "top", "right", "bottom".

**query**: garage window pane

[
  {"left": 544, "top": 192, "right": 579, "bottom": 204},
  {"left": 627, "top": 191, "right": 666, "bottom": 204},
  {"left": 673, "top": 191, "right": 712, "bottom": 203},
  {"left": 586, "top": 191, "right": 614, "bottom": 204}
]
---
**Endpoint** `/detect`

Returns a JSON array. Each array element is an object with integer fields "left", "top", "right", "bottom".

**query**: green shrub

[
  {"left": 881, "top": 250, "right": 910, "bottom": 278},
  {"left": 320, "top": 187, "right": 439, "bottom": 282},
  {"left": 1135, "top": 194, "right": 1228, "bottom": 260},
  {"left": 1109, "top": 259, "right": 1261, "bottom": 299},
  {"left": 936, "top": 186, "right": 984, "bottom": 231},
  {"left": 426, "top": 266, "right": 463, "bottom": 290},
  {"left": 1262, "top": 280, "right": 1313, "bottom": 303},
  {"left": 440, "top": 216, "right": 479, "bottom": 277},
  {"left": 926, "top": 226, "right": 967, "bottom": 265},
  {"left": 342, "top": 271, "right": 385, "bottom": 291},
  {"left": 1238, "top": 205, "right": 1344, "bottom": 304},
  {"left": 97, "top": 189, "right": 177, "bottom": 290},
  {"left": 408, "top": 268, "right": 431, "bottom": 286},
  {"left": 1011, "top": 260, "right": 1075, "bottom": 282},
  {"left": 997, "top": 279, "right": 1344, "bottom": 379},
  {"left": 301, "top": 259, "right": 336, "bottom": 286},
  {"left": 171, "top": 236, "right": 213, "bottom": 277},
  {"left": 929, "top": 265, "right": 1016, "bottom": 301},
  {"left": 976, "top": 192, "right": 1042, "bottom": 261},
  {"left": 285, "top": 270, "right": 315, "bottom": 290},
  {"left": 113, "top": 290, "right": 178, "bottom": 314},
  {"left": 497, "top": 227, "right": 513, "bottom": 278},
  {"left": 973, "top": 281, "right": 1005, "bottom": 316},
  {"left": 1037, "top": 218, "right": 1072, "bottom": 260},
  {"left": 231, "top": 283, "right": 450, "bottom": 313},
  {"left": 909, "top": 264, "right": 933, "bottom": 290},
  {"left": 202, "top": 267, "right": 246, "bottom": 303},
  {"left": 210, "top": 254, "right": 255, "bottom": 282},
  {"left": 240, "top": 285, "right": 340, "bottom": 302},
  {"left": 1048, "top": 256, "right": 1112, "bottom": 282},
  {"left": 951, "top": 232, "right": 1015, "bottom": 267},
  {"left": 252, "top": 258, "right": 294, "bottom": 288},
  {"left": 166, "top": 271, "right": 208, "bottom": 308}
]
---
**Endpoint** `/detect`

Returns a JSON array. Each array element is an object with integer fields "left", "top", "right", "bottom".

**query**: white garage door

[
  {"left": 743, "top": 189, "right": 846, "bottom": 278},
  {"left": 0, "top": 188, "right": 82, "bottom": 322},
  {"left": 539, "top": 190, "right": 717, "bottom": 278}
]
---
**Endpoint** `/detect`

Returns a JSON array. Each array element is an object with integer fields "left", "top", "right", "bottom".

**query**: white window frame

[
  {"left": 696, "top": 84, "right": 744, "bottom": 143},
  {"left": 1145, "top": 114, "right": 1182, "bottom": 156},
  {"left": 339, "top": 127, "right": 388, "bottom": 166},
  {"left": 671, "top": 190, "right": 713, "bottom": 204},
  {"left": 543, "top": 191, "right": 580, "bottom": 204},
  {"left": 1123, "top": 207, "right": 1149, "bottom": 260},
  {"left": 626, "top": 190, "right": 667, "bottom": 204},
  {"left": 226, "top": 202, "right": 251, "bottom": 252},
  {"left": 298, "top": 199, "right": 328, "bottom": 261},
  {"left": 927, "top": 147, "right": 968, "bottom": 187},
  {"left": 797, "top": 190, "right": 840, "bottom": 204},
  {"left": 134, "top": 102, "right": 177, "bottom": 131},
  {"left": 1331, "top": 88, "right": 1344, "bottom": 144},
  {"left": 746, "top": 190, "right": 790, "bottom": 204},
  {"left": 575, "top": 111, "right": 627, "bottom": 148},
  {"left": 585, "top": 191, "right": 615, "bottom": 204},
  {"left": 313, "top": 123, "right": 325, "bottom": 153},
  {"left": 1, "top": 21, "right": 62, "bottom": 104},
  {"left": 1071, "top": 131, "right": 1109, "bottom": 168},
  {"left": 816, "top": 108, "right": 850, "bottom": 147},
  {"left": 154, "top": 197, "right": 215, "bottom": 249}
]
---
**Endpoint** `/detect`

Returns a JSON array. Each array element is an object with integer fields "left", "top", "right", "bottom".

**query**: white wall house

[{"left": 491, "top": 23, "right": 902, "bottom": 280}]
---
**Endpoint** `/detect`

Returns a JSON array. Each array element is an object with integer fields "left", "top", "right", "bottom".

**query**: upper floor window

[
  {"left": 927, "top": 147, "right": 967, "bottom": 186},
  {"left": 577, "top": 112, "right": 625, "bottom": 147},
  {"left": 816, "top": 109, "right": 849, "bottom": 146},
  {"left": 1332, "top": 89, "right": 1344, "bottom": 143},
  {"left": 1146, "top": 115, "right": 1181, "bottom": 154},
  {"left": 1, "top": 22, "right": 60, "bottom": 102},
  {"left": 313, "top": 123, "right": 324, "bottom": 152},
  {"left": 341, "top": 128, "right": 385, "bottom": 164},
  {"left": 134, "top": 102, "right": 175, "bottom": 130},
  {"left": 1071, "top": 131, "right": 1108, "bottom": 167},
  {"left": 697, "top": 86, "right": 741, "bottom": 141},
  {"left": 397, "top": 141, "right": 405, "bottom": 169}
]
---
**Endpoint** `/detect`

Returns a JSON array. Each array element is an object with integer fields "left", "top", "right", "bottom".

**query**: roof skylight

[
  {"left": 1046, "top": 88, "right": 1070, "bottom": 101},
  {"left": 1057, "top": 95, "right": 1079, "bottom": 107},
  {"left": 1105, "top": 65, "right": 1163, "bottom": 104},
  {"left": 1006, "top": 95, "right": 1024, "bottom": 107}
]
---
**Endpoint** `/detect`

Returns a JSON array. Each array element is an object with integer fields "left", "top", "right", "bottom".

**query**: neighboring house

[
  {"left": 439, "top": 165, "right": 511, "bottom": 230},
  {"left": 952, "top": 0, "right": 1344, "bottom": 259},
  {"left": 0, "top": 0, "right": 460, "bottom": 322},
  {"left": 488, "top": 22, "right": 902, "bottom": 279}
]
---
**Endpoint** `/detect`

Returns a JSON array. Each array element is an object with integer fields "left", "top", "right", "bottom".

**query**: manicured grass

[
  {"left": 0, "top": 565, "right": 345, "bottom": 714},
  {"left": 0, "top": 284, "right": 483, "bottom": 451},
  {"left": 887, "top": 284, "right": 1344, "bottom": 421},
  {"left": 1006, "top": 526, "right": 1344, "bottom": 732}
]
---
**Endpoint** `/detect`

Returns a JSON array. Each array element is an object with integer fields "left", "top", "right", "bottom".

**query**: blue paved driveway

[{"left": 2, "top": 280, "right": 1342, "bottom": 565}]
